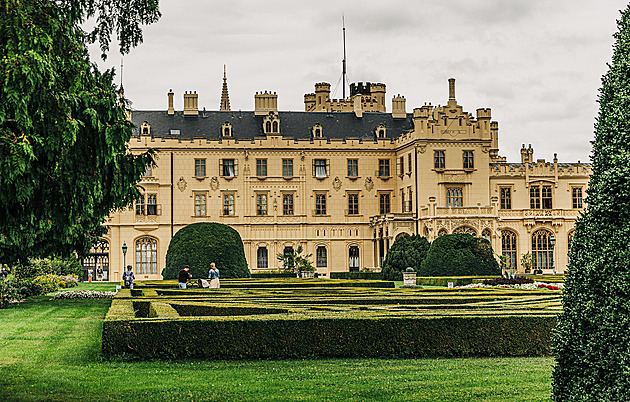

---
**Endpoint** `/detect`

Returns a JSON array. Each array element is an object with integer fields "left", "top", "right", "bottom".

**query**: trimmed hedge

[
  {"left": 250, "top": 272, "right": 297, "bottom": 279},
  {"left": 329, "top": 272, "right": 382, "bottom": 280},
  {"left": 381, "top": 235, "right": 430, "bottom": 281},
  {"left": 419, "top": 234, "right": 501, "bottom": 277},
  {"left": 417, "top": 276, "right": 501, "bottom": 287},
  {"left": 163, "top": 223, "right": 250, "bottom": 280}
]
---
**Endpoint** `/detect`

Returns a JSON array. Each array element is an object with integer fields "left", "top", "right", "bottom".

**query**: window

[
  {"left": 572, "top": 187, "right": 583, "bottom": 209},
  {"left": 135, "top": 237, "right": 157, "bottom": 274},
  {"left": 438, "top": 228, "right": 448, "bottom": 237},
  {"left": 265, "top": 121, "right": 272, "bottom": 133},
  {"left": 135, "top": 194, "right": 145, "bottom": 215},
  {"left": 463, "top": 151, "right": 474, "bottom": 169},
  {"left": 446, "top": 187, "right": 463, "bottom": 207},
  {"left": 530, "top": 184, "right": 552, "bottom": 209},
  {"left": 283, "top": 193, "right": 294, "bottom": 215},
  {"left": 379, "top": 193, "right": 390, "bottom": 214},
  {"left": 194, "top": 193, "right": 206, "bottom": 216},
  {"left": 482, "top": 229, "right": 492, "bottom": 242},
  {"left": 401, "top": 191, "right": 405, "bottom": 212},
  {"left": 434, "top": 150, "right": 445, "bottom": 169},
  {"left": 146, "top": 194, "right": 157, "bottom": 215},
  {"left": 195, "top": 159, "right": 206, "bottom": 177},
  {"left": 144, "top": 165, "right": 152, "bottom": 177},
  {"left": 348, "top": 193, "right": 359, "bottom": 215},
  {"left": 453, "top": 226, "right": 476, "bottom": 236},
  {"left": 315, "top": 193, "right": 326, "bottom": 215},
  {"left": 257, "top": 247, "right": 268, "bottom": 269},
  {"left": 282, "top": 159, "right": 293, "bottom": 177},
  {"left": 500, "top": 187, "right": 512, "bottom": 210},
  {"left": 378, "top": 159, "right": 390, "bottom": 177},
  {"left": 408, "top": 153, "right": 412, "bottom": 174},
  {"left": 223, "top": 194, "right": 235, "bottom": 216},
  {"left": 398, "top": 156, "right": 404, "bottom": 176},
  {"left": 349, "top": 246, "right": 360, "bottom": 272},
  {"left": 532, "top": 229, "right": 554, "bottom": 270},
  {"left": 407, "top": 187, "right": 413, "bottom": 213},
  {"left": 256, "top": 159, "right": 267, "bottom": 177},
  {"left": 221, "top": 159, "right": 237, "bottom": 177},
  {"left": 272, "top": 121, "right": 278, "bottom": 133},
  {"left": 347, "top": 159, "right": 358, "bottom": 177},
  {"left": 281, "top": 247, "right": 294, "bottom": 270},
  {"left": 501, "top": 230, "right": 517, "bottom": 270},
  {"left": 256, "top": 194, "right": 267, "bottom": 216},
  {"left": 316, "top": 247, "right": 327, "bottom": 268},
  {"left": 314, "top": 159, "right": 328, "bottom": 178}
]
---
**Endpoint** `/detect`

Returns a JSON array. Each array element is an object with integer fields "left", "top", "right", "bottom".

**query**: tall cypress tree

[{"left": 553, "top": 5, "right": 630, "bottom": 400}]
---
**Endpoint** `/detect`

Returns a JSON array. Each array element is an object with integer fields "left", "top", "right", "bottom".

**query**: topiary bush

[
  {"left": 12, "top": 256, "right": 82, "bottom": 279},
  {"left": 162, "top": 222, "right": 250, "bottom": 280},
  {"left": 381, "top": 235, "right": 430, "bottom": 281},
  {"left": 418, "top": 234, "right": 500, "bottom": 277}
]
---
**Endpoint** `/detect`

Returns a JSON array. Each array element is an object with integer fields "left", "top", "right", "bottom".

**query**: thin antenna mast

[
  {"left": 120, "top": 56, "right": 124, "bottom": 88},
  {"left": 342, "top": 14, "right": 347, "bottom": 99}
]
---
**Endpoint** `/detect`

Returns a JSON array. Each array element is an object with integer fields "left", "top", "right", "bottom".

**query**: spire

[{"left": 220, "top": 65, "right": 231, "bottom": 111}]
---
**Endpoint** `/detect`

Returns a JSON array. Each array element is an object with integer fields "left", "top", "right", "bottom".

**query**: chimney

[
  {"left": 183, "top": 91, "right": 198, "bottom": 116},
  {"left": 254, "top": 91, "right": 278, "bottom": 116},
  {"left": 448, "top": 78, "right": 456, "bottom": 102},
  {"left": 392, "top": 95, "right": 406, "bottom": 119},
  {"left": 167, "top": 89, "right": 174, "bottom": 115}
]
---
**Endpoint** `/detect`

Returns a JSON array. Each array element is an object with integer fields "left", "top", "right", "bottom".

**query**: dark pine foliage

[
  {"left": 381, "top": 234, "right": 430, "bottom": 281},
  {"left": 418, "top": 234, "right": 500, "bottom": 277},
  {"left": 162, "top": 223, "right": 250, "bottom": 280},
  {"left": 553, "top": 6, "right": 630, "bottom": 401}
]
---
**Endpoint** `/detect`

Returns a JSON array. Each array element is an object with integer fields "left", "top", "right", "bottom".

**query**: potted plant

[{"left": 520, "top": 252, "right": 533, "bottom": 274}]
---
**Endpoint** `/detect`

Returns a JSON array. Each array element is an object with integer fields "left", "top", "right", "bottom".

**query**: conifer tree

[{"left": 553, "top": 5, "right": 630, "bottom": 400}]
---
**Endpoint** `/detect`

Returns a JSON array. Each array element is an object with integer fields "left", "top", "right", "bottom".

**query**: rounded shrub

[
  {"left": 418, "top": 233, "right": 500, "bottom": 277},
  {"left": 381, "top": 235, "right": 430, "bottom": 281},
  {"left": 162, "top": 222, "right": 250, "bottom": 280}
]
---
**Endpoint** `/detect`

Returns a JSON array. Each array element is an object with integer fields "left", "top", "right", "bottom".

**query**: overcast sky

[{"left": 90, "top": 0, "right": 629, "bottom": 163}]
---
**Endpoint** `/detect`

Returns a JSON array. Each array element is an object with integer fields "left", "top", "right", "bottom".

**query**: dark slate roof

[{"left": 131, "top": 110, "right": 414, "bottom": 141}]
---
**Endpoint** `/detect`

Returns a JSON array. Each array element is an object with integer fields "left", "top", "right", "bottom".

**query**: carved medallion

[
  {"left": 210, "top": 176, "right": 219, "bottom": 191},
  {"left": 333, "top": 176, "right": 342, "bottom": 191},
  {"left": 177, "top": 177, "right": 187, "bottom": 192},
  {"left": 364, "top": 177, "right": 374, "bottom": 191}
]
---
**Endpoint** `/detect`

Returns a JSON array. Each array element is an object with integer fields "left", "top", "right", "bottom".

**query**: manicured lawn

[{"left": 0, "top": 283, "right": 553, "bottom": 401}]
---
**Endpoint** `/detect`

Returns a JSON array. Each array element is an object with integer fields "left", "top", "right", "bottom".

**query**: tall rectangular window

[
  {"left": 500, "top": 187, "right": 512, "bottom": 210},
  {"left": 256, "top": 194, "right": 267, "bottom": 215},
  {"left": 446, "top": 187, "right": 463, "bottom": 207},
  {"left": 315, "top": 193, "right": 327, "bottom": 215},
  {"left": 398, "top": 156, "right": 404, "bottom": 176},
  {"left": 348, "top": 193, "right": 359, "bottom": 215},
  {"left": 146, "top": 194, "right": 157, "bottom": 215},
  {"left": 282, "top": 159, "right": 293, "bottom": 177},
  {"left": 283, "top": 193, "right": 294, "bottom": 215},
  {"left": 144, "top": 165, "right": 152, "bottom": 177},
  {"left": 347, "top": 159, "right": 358, "bottom": 177},
  {"left": 194, "top": 193, "right": 206, "bottom": 216},
  {"left": 530, "top": 186, "right": 540, "bottom": 209},
  {"left": 408, "top": 153, "right": 412, "bottom": 174},
  {"left": 572, "top": 187, "right": 583, "bottom": 209},
  {"left": 256, "top": 159, "right": 267, "bottom": 177},
  {"left": 530, "top": 184, "right": 552, "bottom": 209},
  {"left": 463, "top": 151, "right": 474, "bottom": 169},
  {"left": 434, "top": 150, "right": 445, "bottom": 169},
  {"left": 407, "top": 187, "right": 413, "bottom": 213},
  {"left": 195, "top": 159, "right": 206, "bottom": 177},
  {"left": 542, "top": 185, "right": 552, "bottom": 209},
  {"left": 222, "top": 159, "right": 236, "bottom": 177},
  {"left": 314, "top": 159, "right": 327, "bottom": 178},
  {"left": 223, "top": 194, "right": 235, "bottom": 216},
  {"left": 378, "top": 159, "right": 390, "bottom": 177},
  {"left": 136, "top": 194, "right": 145, "bottom": 215},
  {"left": 379, "top": 193, "right": 390, "bottom": 214}
]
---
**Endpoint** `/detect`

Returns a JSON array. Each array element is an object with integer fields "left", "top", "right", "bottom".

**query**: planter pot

[{"left": 403, "top": 272, "right": 417, "bottom": 286}]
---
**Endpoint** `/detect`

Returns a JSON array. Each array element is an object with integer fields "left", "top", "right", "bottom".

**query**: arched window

[
  {"left": 532, "top": 229, "right": 554, "bottom": 270},
  {"left": 224, "top": 127, "right": 230, "bottom": 137},
  {"left": 257, "top": 247, "right": 268, "bottom": 269},
  {"left": 82, "top": 238, "right": 110, "bottom": 281},
  {"left": 453, "top": 226, "right": 476, "bottom": 236},
  {"left": 265, "top": 121, "right": 272, "bottom": 133},
  {"left": 482, "top": 228, "right": 492, "bottom": 242},
  {"left": 501, "top": 230, "right": 517, "bottom": 270},
  {"left": 135, "top": 237, "right": 158, "bottom": 274},
  {"left": 437, "top": 228, "right": 448, "bottom": 237},
  {"left": 349, "top": 246, "right": 359, "bottom": 272},
  {"left": 316, "top": 246, "right": 327, "bottom": 268},
  {"left": 272, "top": 121, "right": 279, "bottom": 133},
  {"left": 282, "top": 246, "right": 294, "bottom": 270}
]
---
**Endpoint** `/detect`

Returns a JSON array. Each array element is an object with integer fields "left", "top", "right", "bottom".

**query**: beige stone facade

[{"left": 95, "top": 77, "right": 590, "bottom": 282}]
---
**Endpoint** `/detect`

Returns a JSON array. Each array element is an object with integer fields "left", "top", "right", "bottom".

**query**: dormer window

[
  {"left": 376, "top": 124, "right": 386, "bottom": 138},
  {"left": 312, "top": 123, "right": 323, "bottom": 138},
  {"left": 222, "top": 121, "right": 233, "bottom": 138},
  {"left": 141, "top": 121, "right": 150, "bottom": 136},
  {"left": 263, "top": 112, "right": 280, "bottom": 134},
  {"left": 272, "top": 121, "right": 278, "bottom": 133}
]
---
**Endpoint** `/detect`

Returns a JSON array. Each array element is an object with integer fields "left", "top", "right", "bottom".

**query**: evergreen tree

[
  {"left": 553, "top": 6, "right": 630, "bottom": 400},
  {"left": 418, "top": 234, "right": 500, "bottom": 277},
  {"left": 381, "top": 234, "right": 430, "bottom": 281},
  {"left": 0, "top": 1, "right": 160, "bottom": 263}
]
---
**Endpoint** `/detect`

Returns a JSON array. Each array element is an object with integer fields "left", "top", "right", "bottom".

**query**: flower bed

[
  {"left": 54, "top": 290, "right": 117, "bottom": 299},
  {"left": 457, "top": 282, "right": 564, "bottom": 290}
]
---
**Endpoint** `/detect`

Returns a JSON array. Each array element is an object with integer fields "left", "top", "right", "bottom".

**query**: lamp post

[
  {"left": 122, "top": 242, "right": 128, "bottom": 271},
  {"left": 549, "top": 235, "right": 556, "bottom": 275}
]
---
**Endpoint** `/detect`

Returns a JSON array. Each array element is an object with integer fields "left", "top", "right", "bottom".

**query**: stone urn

[{"left": 403, "top": 267, "right": 416, "bottom": 286}]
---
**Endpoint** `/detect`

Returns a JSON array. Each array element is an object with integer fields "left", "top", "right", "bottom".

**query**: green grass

[{"left": 0, "top": 283, "right": 554, "bottom": 401}]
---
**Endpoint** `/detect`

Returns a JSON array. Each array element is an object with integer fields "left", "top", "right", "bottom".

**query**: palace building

[{"left": 89, "top": 73, "right": 591, "bottom": 282}]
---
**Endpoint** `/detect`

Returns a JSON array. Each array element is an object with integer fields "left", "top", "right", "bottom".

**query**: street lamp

[
  {"left": 122, "top": 242, "right": 128, "bottom": 271},
  {"left": 549, "top": 235, "right": 556, "bottom": 275}
]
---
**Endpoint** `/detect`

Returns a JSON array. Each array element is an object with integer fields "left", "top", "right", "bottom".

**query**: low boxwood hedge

[
  {"left": 329, "top": 272, "right": 382, "bottom": 280},
  {"left": 417, "top": 276, "right": 501, "bottom": 287}
]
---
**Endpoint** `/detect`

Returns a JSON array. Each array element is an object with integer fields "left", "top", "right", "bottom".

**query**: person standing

[
  {"left": 178, "top": 265, "right": 192, "bottom": 289},
  {"left": 122, "top": 265, "right": 135, "bottom": 289},
  {"left": 209, "top": 262, "right": 220, "bottom": 289},
  {"left": 87, "top": 267, "right": 93, "bottom": 282}
]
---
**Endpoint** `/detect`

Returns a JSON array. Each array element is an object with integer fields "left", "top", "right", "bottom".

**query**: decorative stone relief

[
  {"left": 210, "top": 176, "right": 219, "bottom": 191},
  {"left": 177, "top": 177, "right": 187, "bottom": 192},
  {"left": 333, "top": 176, "right": 342, "bottom": 191},
  {"left": 364, "top": 177, "right": 374, "bottom": 192}
]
